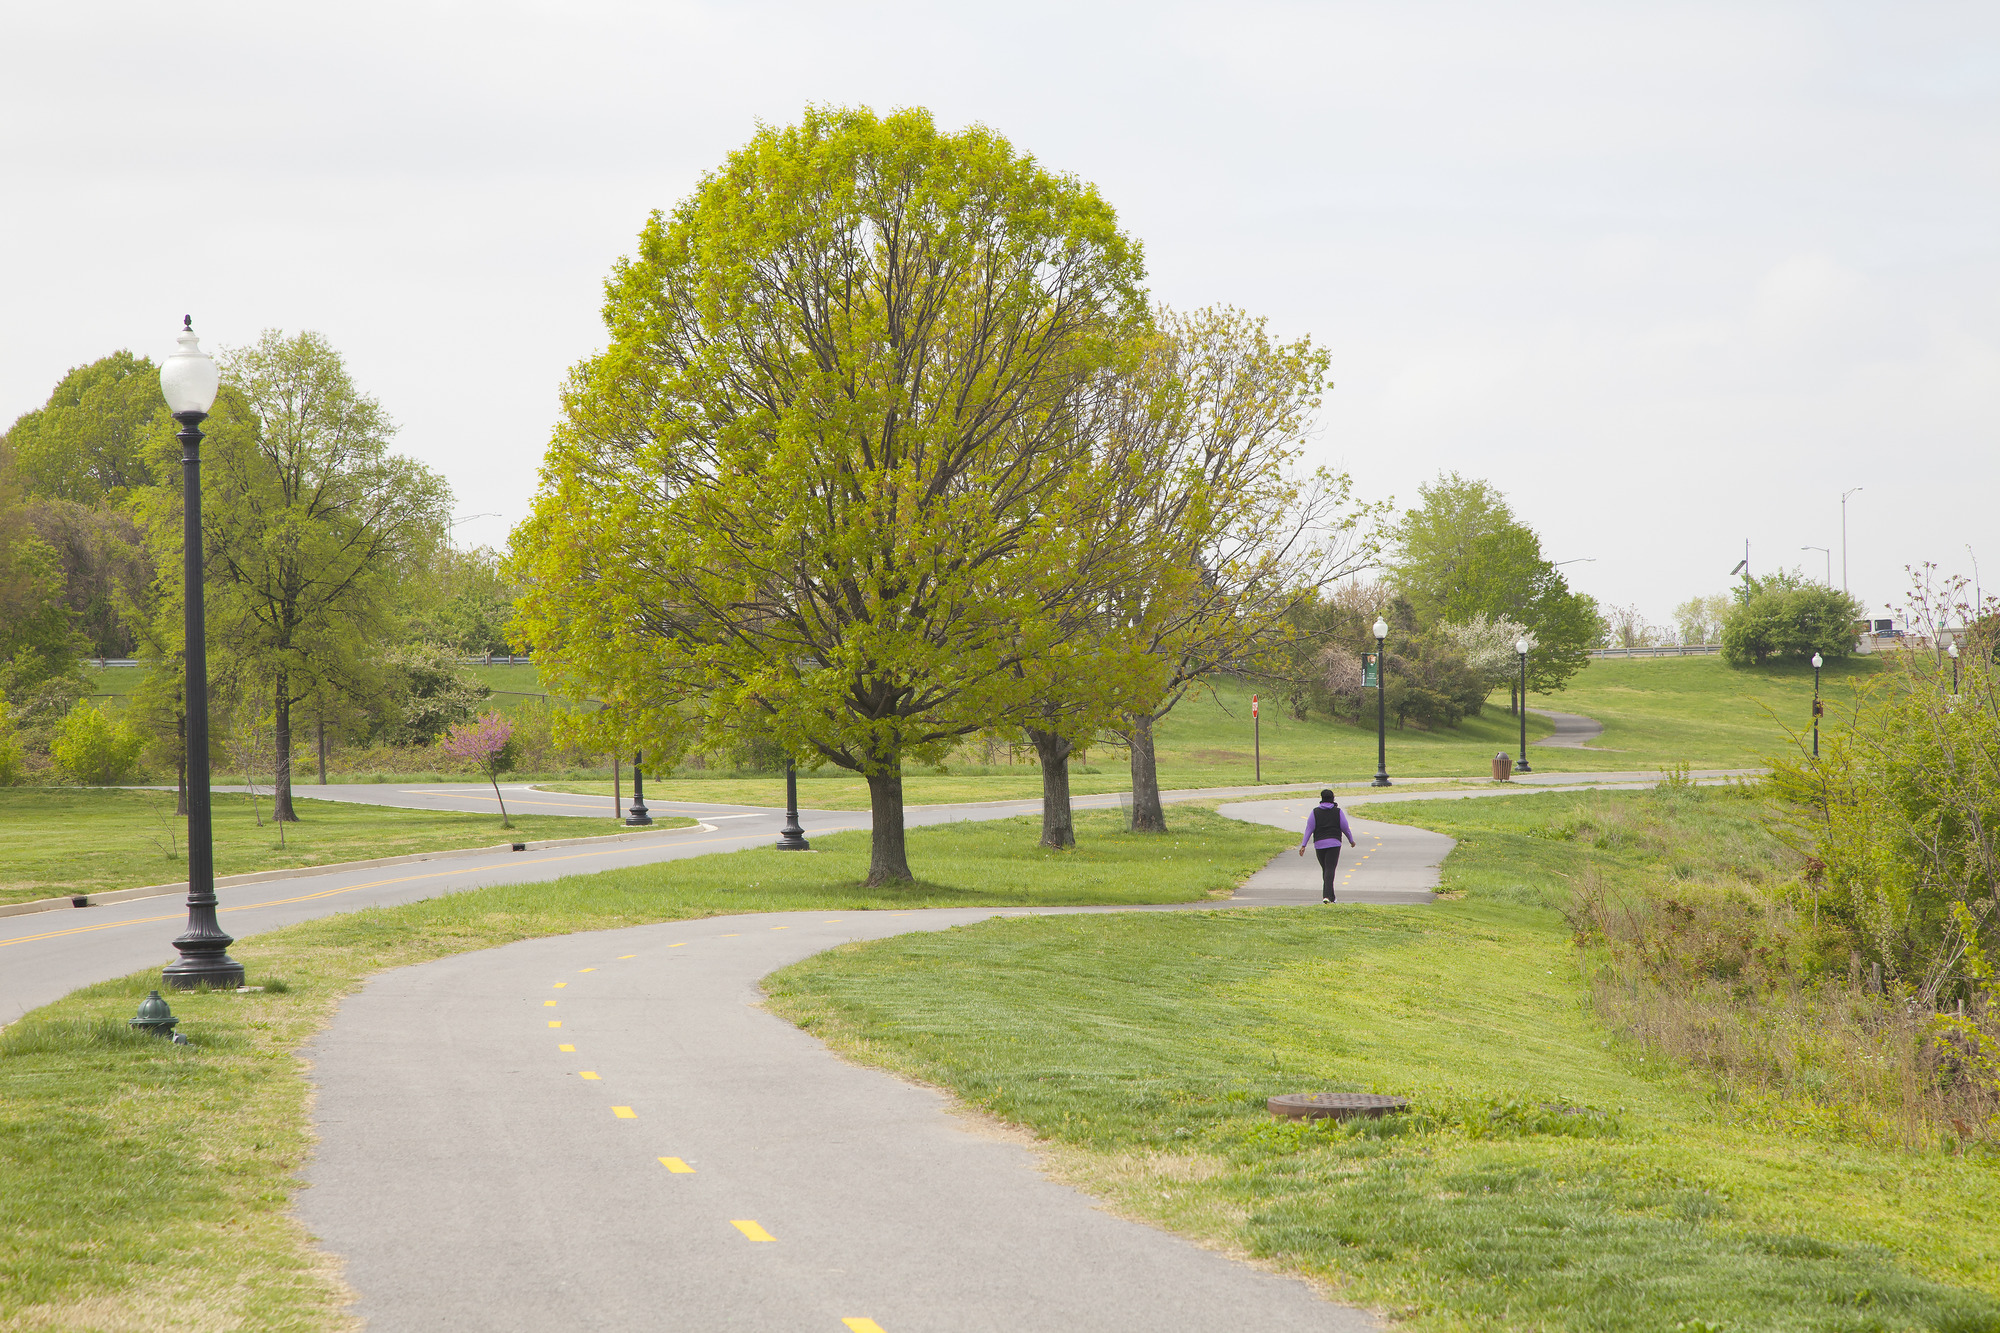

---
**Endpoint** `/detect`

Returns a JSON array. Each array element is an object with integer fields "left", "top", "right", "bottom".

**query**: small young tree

[
  {"left": 440, "top": 711, "right": 519, "bottom": 827},
  {"left": 50, "top": 700, "right": 144, "bottom": 785}
]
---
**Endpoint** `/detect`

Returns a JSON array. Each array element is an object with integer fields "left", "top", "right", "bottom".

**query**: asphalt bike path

[{"left": 297, "top": 780, "right": 1720, "bottom": 1330}]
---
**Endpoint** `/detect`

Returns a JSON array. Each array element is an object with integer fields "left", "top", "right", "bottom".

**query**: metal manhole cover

[{"left": 1267, "top": 1092, "right": 1409, "bottom": 1121}]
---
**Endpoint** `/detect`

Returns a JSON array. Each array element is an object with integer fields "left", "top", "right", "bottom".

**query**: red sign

[{"left": 1252, "top": 694, "right": 1259, "bottom": 717}]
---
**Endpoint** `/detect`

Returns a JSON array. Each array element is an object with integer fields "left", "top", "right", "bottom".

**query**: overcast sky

[{"left": 4, "top": 1, "right": 1995, "bottom": 630}]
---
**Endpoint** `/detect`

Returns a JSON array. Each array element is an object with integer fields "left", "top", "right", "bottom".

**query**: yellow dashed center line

[
  {"left": 721, "top": 933, "right": 741, "bottom": 938},
  {"left": 579, "top": 968, "right": 595, "bottom": 973},
  {"left": 843, "top": 1320, "right": 887, "bottom": 1333},
  {"left": 552, "top": 982, "right": 566, "bottom": 988},
  {"left": 731, "top": 1219, "right": 776, "bottom": 1242},
  {"left": 772, "top": 925, "right": 789, "bottom": 931},
  {"left": 579, "top": 1071, "right": 601, "bottom": 1080},
  {"left": 618, "top": 954, "right": 635, "bottom": 959},
  {"left": 613, "top": 1106, "right": 636, "bottom": 1118},
  {"left": 671, "top": 942, "right": 688, "bottom": 948},
  {"left": 559, "top": 1044, "right": 574, "bottom": 1052},
  {"left": 545, "top": 1000, "right": 558, "bottom": 1007},
  {"left": 548, "top": 1020, "right": 561, "bottom": 1028},
  {"left": 659, "top": 1157, "right": 695, "bottom": 1173}
]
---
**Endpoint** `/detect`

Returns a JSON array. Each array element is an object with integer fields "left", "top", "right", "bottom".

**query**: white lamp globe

[
  {"left": 1948, "top": 643, "right": 1960, "bottom": 659},
  {"left": 1372, "top": 616, "right": 1388, "bottom": 640},
  {"left": 1811, "top": 653, "right": 1823, "bottom": 669},
  {"left": 1515, "top": 636, "right": 1531, "bottom": 655},
  {"left": 159, "top": 317, "right": 219, "bottom": 416}
]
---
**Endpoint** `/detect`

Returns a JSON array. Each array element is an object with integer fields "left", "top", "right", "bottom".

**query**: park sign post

[{"left": 1252, "top": 694, "right": 1260, "bottom": 783}]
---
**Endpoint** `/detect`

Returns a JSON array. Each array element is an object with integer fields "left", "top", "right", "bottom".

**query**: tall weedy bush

[{"left": 1769, "top": 570, "right": 1999, "bottom": 1004}]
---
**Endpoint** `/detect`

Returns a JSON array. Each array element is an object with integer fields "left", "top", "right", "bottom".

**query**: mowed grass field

[
  {"left": 0, "top": 789, "right": 692, "bottom": 907},
  {"left": 766, "top": 787, "right": 1999, "bottom": 1333},
  {"left": 0, "top": 806, "right": 1287, "bottom": 1331}
]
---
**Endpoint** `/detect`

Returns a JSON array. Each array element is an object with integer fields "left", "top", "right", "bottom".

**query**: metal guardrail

[{"left": 1588, "top": 644, "right": 1723, "bottom": 658}]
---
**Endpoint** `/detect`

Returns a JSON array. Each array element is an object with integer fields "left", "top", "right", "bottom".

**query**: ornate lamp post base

[
  {"left": 626, "top": 749, "right": 652, "bottom": 826},
  {"left": 776, "top": 759, "right": 810, "bottom": 850}
]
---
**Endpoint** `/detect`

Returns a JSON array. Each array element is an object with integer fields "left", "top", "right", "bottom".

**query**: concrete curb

[{"left": 0, "top": 820, "right": 706, "bottom": 921}]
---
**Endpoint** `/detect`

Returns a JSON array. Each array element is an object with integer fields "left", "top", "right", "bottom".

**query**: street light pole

[
  {"left": 625, "top": 750, "right": 652, "bottom": 825},
  {"left": 1840, "top": 488, "right": 1862, "bottom": 596},
  {"left": 1803, "top": 545, "right": 1830, "bottom": 585},
  {"left": 159, "top": 318, "right": 243, "bottom": 991},
  {"left": 1371, "top": 616, "right": 1391, "bottom": 787},
  {"left": 1515, "top": 635, "right": 1533, "bottom": 773},
  {"left": 1811, "top": 652, "right": 1823, "bottom": 758},
  {"left": 776, "top": 759, "right": 810, "bottom": 850}
]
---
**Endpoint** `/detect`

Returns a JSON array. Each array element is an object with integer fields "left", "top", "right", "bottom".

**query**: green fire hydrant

[{"left": 131, "top": 990, "right": 187, "bottom": 1043}]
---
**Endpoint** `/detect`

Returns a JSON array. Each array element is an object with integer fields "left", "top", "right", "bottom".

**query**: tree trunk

[
  {"left": 316, "top": 714, "right": 328, "bottom": 785},
  {"left": 272, "top": 670, "right": 298, "bottom": 822},
  {"left": 1027, "top": 725, "right": 1075, "bottom": 850},
  {"left": 864, "top": 764, "right": 913, "bottom": 886},
  {"left": 1127, "top": 711, "right": 1167, "bottom": 834}
]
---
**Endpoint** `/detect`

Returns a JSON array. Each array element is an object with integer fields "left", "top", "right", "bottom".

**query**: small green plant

[
  {"left": 49, "top": 701, "right": 143, "bottom": 785},
  {"left": 0, "top": 700, "right": 25, "bottom": 786}
]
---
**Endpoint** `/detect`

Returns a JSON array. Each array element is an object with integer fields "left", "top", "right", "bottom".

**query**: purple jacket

[{"left": 1301, "top": 802, "right": 1354, "bottom": 850}]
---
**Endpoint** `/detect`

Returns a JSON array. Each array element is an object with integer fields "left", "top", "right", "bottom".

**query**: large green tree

[
  {"left": 0, "top": 442, "right": 86, "bottom": 697},
  {"left": 1385, "top": 473, "right": 1600, "bottom": 699},
  {"left": 1093, "top": 306, "right": 1379, "bottom": 833},
  {"left": 1721, "top": 569, "right": 1864, "bottom": 666},
  {"left": 511, "top": 106, "right": 1149, "bottom": 884},
  {"left": 2, "top": 351, "right": 165, "bottom": 504},
  {"left": 135, "top": 333, "right": 450, "bottom": 820}
]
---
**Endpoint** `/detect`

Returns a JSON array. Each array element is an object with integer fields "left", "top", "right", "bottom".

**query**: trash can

[{"left": 1493, "top": 751, "right": 1514, "bottom": 781}]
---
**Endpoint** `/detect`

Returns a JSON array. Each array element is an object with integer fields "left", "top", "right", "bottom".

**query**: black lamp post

[
  {"left": 1811, "top": 652, "right": 1823, "bottom": 757},
  {"left": 625, "top": 750, "right": 652, "bottom": 825},
  {"left": 776, "top": 759, "right": 810, "bottom": 850},
  {"left": 1515, "top": 634, "right": 1534, "bottom": 773},
  {"left": 1949, "top": 642, "right": 1961, "bottom": 693},
  {"left": 1371, "top": 615, "right": 1391, "bottom": 787},
  {"left": 159, "top": 318, "right": 243, "bottom": 991}
]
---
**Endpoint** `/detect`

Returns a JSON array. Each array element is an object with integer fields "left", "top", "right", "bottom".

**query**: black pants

[{"left": 1315, "top": 845, "right": 1342, "bottom": 900}]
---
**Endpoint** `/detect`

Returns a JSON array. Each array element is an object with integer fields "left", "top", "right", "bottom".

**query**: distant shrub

[
  {"left": 0, "top": 700, "right": 24, "bottom": 785},
  {"left": 49, "top": 700, "right": 144, "bottom": 785}
]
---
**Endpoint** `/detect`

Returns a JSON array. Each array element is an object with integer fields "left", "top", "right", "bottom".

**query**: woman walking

[{"left": 1297, "top": 788, "right": 1358, "bottom": 903}]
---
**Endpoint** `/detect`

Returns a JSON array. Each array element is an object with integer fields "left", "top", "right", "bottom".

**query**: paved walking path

[
  {"left": 299, "top": 904, "right": 1383, "bottom": 1332},
  {"left": 1526, "top": 708, "right": 1606, "bottom": 748}
]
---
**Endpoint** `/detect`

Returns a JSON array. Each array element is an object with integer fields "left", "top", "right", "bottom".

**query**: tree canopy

[
  {"left": 1385, "top": 472, "right": 1600, "bottom": 694},
  {"left": 1721, "top": 569, "right": 1863, "bottom": 666},
  {"left": 2, "top": 351, "right": 165, "bottom": 504},
  {"left": 511, "top": 106, "right": 1150, "bottom": 883}
]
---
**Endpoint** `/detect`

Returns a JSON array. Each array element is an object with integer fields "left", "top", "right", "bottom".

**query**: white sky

[{"left": 4, "top": 1, "right": 1995, "bottom": 630}]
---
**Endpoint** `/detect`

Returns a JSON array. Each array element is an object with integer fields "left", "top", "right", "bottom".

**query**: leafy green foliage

[
  {"left": 1385, "top": 472, "right": 1602, "bottom": 694},
  {"left": 48, "top": 700, "right": 143, "bottom": 785},
  {"left": 0, "top": 700, "right": 25, "bottom": 785},
  {"left": 0, "top": 351, "right": 165, "bottom": 504},
  {"left": 511, "top": 106, "right": 1150, "bottom": 882},
  {"left": 0, "top": 448, "right": 86, "bottom": 698},
  {"left": 1721, "top": 570, "right": 1864, "bottom": 666},
  {"left": 1769, "top": 619, "right": 1998, "bottom": 1001},
  {"left": 383, "top": 640, "right": 489, "bottom": 744}
]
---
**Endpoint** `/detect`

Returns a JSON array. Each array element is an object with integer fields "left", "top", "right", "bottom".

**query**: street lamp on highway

[
  {"left": 158, "top": 318, "right": 243, "bottom": 990},
  {"left": 1515, "top": 635, "right": 1534, "bottom": 773},
  {"left": 1802, "top": 546, "right": 1830, "bottom": 585},
  {"left": 1371, "top": 616, "right": 1391, "bottom": 787}
]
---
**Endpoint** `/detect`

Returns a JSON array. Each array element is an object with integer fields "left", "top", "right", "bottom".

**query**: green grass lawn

[
  {"left": 0, "top": 806, "right": 1285, "bottom": 1331},
  {"left": 1556, "top": 653, "right": 1882, "bottom": 767},
  {"left": 766, "top": 788, "right": 2000, "bottom": 1333},
  {"left": 0, "top": 789, "right": 692, "bottom": 907}
]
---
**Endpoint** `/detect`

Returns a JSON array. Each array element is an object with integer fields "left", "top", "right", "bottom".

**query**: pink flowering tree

[{"left": 439, "top": 711, "right": 520, "bottom": 828}]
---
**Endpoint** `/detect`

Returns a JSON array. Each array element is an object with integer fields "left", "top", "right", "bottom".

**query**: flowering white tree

[
  {"left": 1442, "top": 614, "right": 1532, "bottom": 688},
  {"left": 441, "top": 711, "right": 518, "bottom": 828}
]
